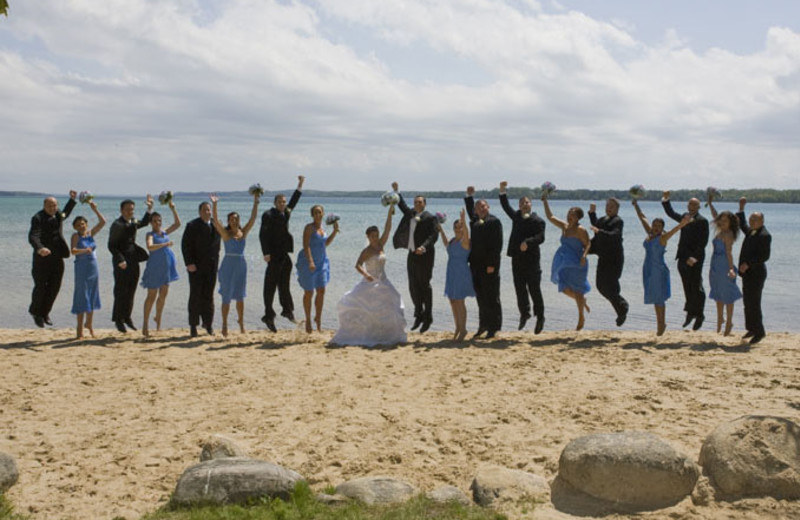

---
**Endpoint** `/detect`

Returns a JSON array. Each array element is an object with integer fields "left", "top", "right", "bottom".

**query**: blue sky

[{"left": 1, "top": 0, "right": 798, "bottom": 194}]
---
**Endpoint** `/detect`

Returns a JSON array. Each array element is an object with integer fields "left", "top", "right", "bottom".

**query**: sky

[{"left": 1, "top": 0, "right": 799, "bottom": 195}]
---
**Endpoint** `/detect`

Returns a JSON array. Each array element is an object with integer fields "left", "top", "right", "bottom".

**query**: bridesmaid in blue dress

[
  {"left": 438, "top": 208, "right": 474, "bottom": 341},
  {"left": 542, "top": 195, "right": 592, "bottom": 330},
  {"left": 211, "top": 193, "right": 260, "bottom": 337},
  {"left": 70, "top": 201, "right": 106, "bottom": 339},
  {"left": 707, "top": 197, "right": 742, "bottom": 336},
  {"left": 140, "top": 201, "right": 181, "bottom": 337},
  {"left": 632, "top": 200, "right": 691, "bottom": 335},
  {"left": 297, "top": 204, "right": 340, "bottom": 333}
]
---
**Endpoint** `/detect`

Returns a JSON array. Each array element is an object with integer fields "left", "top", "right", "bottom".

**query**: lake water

[{"left": 6, "top": 195, "right": 797, "bottom": 333}]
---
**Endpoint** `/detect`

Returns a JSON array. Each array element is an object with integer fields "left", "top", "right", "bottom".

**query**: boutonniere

[
  {"left": 130, "top": 219, "right": 139, "bottom": 225},
  {"left": 750, "top": 229, "right": 757, "bottom": 236},
  {"left": 59, "top": 212, "right": 66, "bottom": 220},
  {"left": 478, "top": 219, "right": 485, "bottom": 225},
  {"left": 414, "top": 216, "right": 421, "bottom": 222},
  {"left": 522, "top": 213, "right": 530, "bottom": 219},
  {"left": 285, "top": 207, "right": 292, "bottom": 214}
]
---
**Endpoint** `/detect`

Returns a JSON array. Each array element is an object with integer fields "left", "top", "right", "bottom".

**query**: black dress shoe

[
  {"left": 485, "top": 330, "right": 497, "bottom": 339},
  {"left": 261, "top": 315, "right": 277, "bottom": 333},
  {"left": 616, "top": 310, "right": 628, "bottom": 327},
  {"left": 115, "top": 321, "right": 127, "bottom": 333},
  {"left": 682, "top": 314, "right": 694, "bottom": 328},
  {"left": 742, "top": 331, "right": 754, "bottom": 339},
  {"left": 750, "top": 333, "right": 765, "bottom": 345},
  {"left": 534, "top": 316, "right": 545, "bottom": 335},
  {"left": 419, "top": 318, "right": 432, "bottom": 333},
  {"left": 33, "top": 315, "right": 45, "bottom": 328},
  {"left": 692, "top": 314, "right": 705, "bottom": 331},
  {"left": 125, "top": 319, "right": 137, "bottom": 331},
  {"left": 43, "top": 316, "right": 53, "bottom": 326},
  {"left": 281, "top": 310, "right": 296, "bottom": 323},
  {"left": 204, "top": 324, "right": 214, "bottom": 335},
  {"left": 472, "top": 328, "right": 486, "bottom": 340},
  {"left": 411, "top": 317, "right": 423, "bottom": 331},
  {"left": 190, "top": 325, "right": 198, "bottom": 337},
  {"left": 518, "top": 314, "right": 531, "bottom": 331}
]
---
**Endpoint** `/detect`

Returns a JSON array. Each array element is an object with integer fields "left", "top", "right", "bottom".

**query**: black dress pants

[
  {"left": 263, "top": 254, "right": 294, "bottom": 320},
  {"left": 595, "top": 255, "right": 629, "bottom": 318},
  {"left": 112, "top": 257, "right": 140, "bottom": 323},
  {"left": 511, "top": 256, "right": 543, "bottom": 318},
  {"left": 188, "top": 269, "right": 217, "bottom": 327},
  {"left": 407, "top": 251, "right": 434, "bottom": 321},
  {"left": 742, "top": 267, "right": 766, "bottom": 335},
  {"left": 677, "top": 260, "right": 706, "bottom": 318},
  {"left": 29, "top": 254, "right": 65, "bottom": 319},
  {"left": 471, "top": 264, "right": 502, "bottom": 332}
]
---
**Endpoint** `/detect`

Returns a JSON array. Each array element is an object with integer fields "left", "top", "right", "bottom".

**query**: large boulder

[
  {"left": 699, "top": 415, "right": 800, "bottom": 499},
  {"left": 0, "top": 452, "right": 18, "bottom": 493},
  {"left": 427, "top": 485, "right": 471, "bottom": 505},
  {"left": 470, "top": 465, "right": 549, "bottom": 507},
  {"left": 199, "top": 434, "right": 249, "bottom": 462},
  {"left": 335, "top": 476, "right": 417, "bottom": 505},
  {"left": 558, "top": 432, "right": 699, "bottom": 510},
  {"left": 172, "top": 458, "right": 304, "bottom": 506}
]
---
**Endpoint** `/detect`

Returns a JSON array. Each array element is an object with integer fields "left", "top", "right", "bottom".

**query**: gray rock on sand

[
  {"left": 699, "top": 415, "right": 800, "bottom": 499},
  {"left": 470, "top": 465, "right": 549, "bottom": 507},
  {"left": 558, "top": 431, "right": 699, "bottom": 510},
  {"left": 0, "top": 452, "right": 19, "bottom": 493},
  {"left": 335, "top": 476, "right": 417, "bottom": 505},
  {"left": 172, "top": 458, "right": 304, "bottom": 506},
  {"left": 427, "top": 485, "right": 471, "bottom": 505},
  {"left": 199, "top": 434, "right": 249, "bottom": 461}
]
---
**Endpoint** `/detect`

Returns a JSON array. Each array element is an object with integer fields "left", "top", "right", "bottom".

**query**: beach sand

[{"left": 1, "top": 327, "right": 799, "bottom": 519}]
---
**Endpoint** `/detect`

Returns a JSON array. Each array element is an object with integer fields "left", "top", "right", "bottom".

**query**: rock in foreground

[
  {"left": 0, "top": 452, "right": 18, "bottom": 493},
  {"left": 335, "top": 476, "right": 417, "bottom": 505},
  {"left": 470, "top": 465, "right": 549, "bottom": 507}
]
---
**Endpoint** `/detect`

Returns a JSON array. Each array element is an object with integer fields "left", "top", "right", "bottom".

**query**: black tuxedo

[
  {"left": 465, "top": 196, "right": 503, "bottom": 333},
  {"left": 392, "top": 194, "right": 438, "bottom": 323},
  {"left": 260, "top": 190, "right": 302, "bottom": 323},
  {"left": 28, "top": 197, "right": 77, "bottom": 320},
  {"left": 499, "top": 193, "right": 545, "bottom": 320},
  {"left": 737, "top": 212, "right": 771, "bottom": 337},
  {"left": 107, "top": 211, "right": 152, "bottom": 324},
  {"left": 181, "top": 217, "right": 221, "bottom": 328},
  {"left": 663, "top": 200, "right": 709, "bottom": 319},
  {"left": 588, "top": 211, "right": 629, "bottom": 321}
]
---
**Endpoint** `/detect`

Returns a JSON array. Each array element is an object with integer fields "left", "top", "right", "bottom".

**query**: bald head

[
  {"left": 687, "top": 198, "right": 701, "bottom": 215},
  {"left": 43, "top": 197, "right": 58, "bottom": 216},
  {"left": 749, "top": 212, "right": 764, "bottom": 231}
]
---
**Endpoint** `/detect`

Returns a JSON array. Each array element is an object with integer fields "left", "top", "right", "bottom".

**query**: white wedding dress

[{"left": 331, "top": 252, "right": 407, "bottom": 347}]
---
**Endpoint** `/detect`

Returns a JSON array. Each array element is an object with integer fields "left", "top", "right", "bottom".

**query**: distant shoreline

[{"left": 5, "top": 188, "right": 799, "bottom": 203}]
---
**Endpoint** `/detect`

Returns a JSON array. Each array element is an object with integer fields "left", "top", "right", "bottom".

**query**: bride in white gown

[{"left": 331, "top": 205, "right": 407, "bottom": 347}]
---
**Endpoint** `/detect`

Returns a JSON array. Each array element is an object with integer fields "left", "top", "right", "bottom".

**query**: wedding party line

[{"left": 28, "top": 177, "right": 771, "bottom": 346}]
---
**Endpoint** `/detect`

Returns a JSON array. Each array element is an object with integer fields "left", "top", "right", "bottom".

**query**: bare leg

[
  {"left": 303, "top": 290, "right": 313, "bottom": 333},
  {"left": 449, "top": 299, "right": 459, "bottom": 339},
  {"left": 221, "top": 303, "right": 230, "bottom": 337},
  {"left": 314, "top": 288, "right": 325, "bottom": 331},
  {"left": 76, "top": 313, "right": 84, "bottom": 339},
  {"left": 142, "top": 288, "right": 158, "bottom": 337},
  {"left": 236, "top": 300, "right": 245, "bottom": 333},
  {"left": 575, "top": 293, "right": 586, "bottom": 331},
  {"left": 716, "top": 301, "right": 724, "bottom": 333},
  {"left": 655, "top": 305, "right": 666, "bottom": 336},
  {"left": 86, "top": 311, "right": 95, "bottom": 338},
  {"left": 456, "top": 300, "right": 467, "bottom": 341},
  {"left": 724, "top": 303, "right": 734, "bottom": 336},
  {"left": 154, "top": 285, "right": 169, "bottom": 331}
]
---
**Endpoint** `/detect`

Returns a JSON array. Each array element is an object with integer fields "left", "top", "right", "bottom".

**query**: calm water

[{"left": 6, "top": 195, "right": 797, "bottom": 333}]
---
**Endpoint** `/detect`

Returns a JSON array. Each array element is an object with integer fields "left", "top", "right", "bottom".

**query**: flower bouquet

[
  {"left": 629, "top": 184, "right": 646, "bottom": 200},
  {"left": 325, "top": 213, "right": 340, "bottom": 226},
  {"left": 249, "top": 183, "right": 265, "bottom": 196},
  {"left": 435, "top": 212, "right": 447, "bottom": 224},
  {"left": 381, "top": 191, "right": 400, "bottom": 207},
  {"left": 705, "top": 186, "right": 721, "bottom": 206},
  {"left": 158, "top": 190, "right": 173, "bottom": 205},
  {"left": 540, "top": 181, "right": 556, "bottom": 196},
  {"left": 78, "top": 191, "right": 94, "bottom": 204}
]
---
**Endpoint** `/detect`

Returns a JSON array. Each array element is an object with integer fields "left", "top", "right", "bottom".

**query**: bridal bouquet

[
  {"left": 540, "top": 181, "right": 556, "bottom": 196},
  {"left": 78, "top": 191, "right": 94, "bottom": 204},
  {"left": 435, "top": 212, "right": 447, "bottom": 224},
  {"left": 249, "top": 183, "right": 265, "bottom": 196},
  {"left": 158, "top": 190, "right": 173, "bottom": 205},
  {"left": 325, "top": 213, "right": 340, "bottom": 226},
  {"left": 629, "top": 184, "right": 646, "bottom": 200},
  {"left": 381, "top": 191, "right": 400, "bottom": 207},
  {"left": 706, "top": 186, "right": 721, "bottom": 201}
]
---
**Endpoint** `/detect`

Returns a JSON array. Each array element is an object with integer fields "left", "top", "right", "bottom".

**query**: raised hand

[
  {"left": 466, "top": 186, "right": 475, "bottom": 197},
  {"left": 739, "top": 197, "right": 747, "bottom": 212},
  {"left": 499, "top": 181, "right": 508, "bottom": 191},
  {"left": 69, "top": 190, "right": 77, "bottom": 199},
  {"left": 391, "top": 182, "right": 399, "bottom": 192},
  {"left": 589, "top": 203, "right": 596, "bottom": 213},
  {"left": 662, "top": 190, "right": 671, "bottom": 200},
  {"left": 209, "top": 194, "right": 219, "bottom": 204}
]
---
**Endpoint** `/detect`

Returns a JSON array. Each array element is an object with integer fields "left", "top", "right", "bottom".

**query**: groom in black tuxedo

[
  {"left": 588, "top": 198, "right": 629, "bottom": 327},
  {"left": 465, "top": 186, "right": 503, "bottom": 339},
  {"left": 108, "top": 195, "right": 154, "bottom": 332},
  {"left": 736, "top": 198, "right": 771, "bottom": 345},
  {"left": 181, "top": 201, "right": 221, "bottom": 337},
  {"left": 391, "top": 182, "right": 438, "bottom": 333},
  {"left": 28, "top": 190, "right": 77, "bottom": 327}
]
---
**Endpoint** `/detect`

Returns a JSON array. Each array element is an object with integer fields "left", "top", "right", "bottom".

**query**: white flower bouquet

[
  {"left": 78, "top": 191, "right": 94, "bottom": 204},
  {"left": 158, "top": 190, "right": 173, "bottom": 205},
  {"left": 629, "top": 184, "right": 646, "bottom": 200},
  {"left": 381, "top": 191, "right": 400, "bottom": 207},
  {"left": 249, "top": 183, "right": 265, "bottom": 196}
]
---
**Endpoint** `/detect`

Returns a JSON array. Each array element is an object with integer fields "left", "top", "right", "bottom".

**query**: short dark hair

[
  {"left": 72, "top": 216, "right": 87, "bottom": 228},
  {"left": 198, "top": 201, "right": 211, "bottom": 212},
  {"left": 652, "top": 217, "right": 665, "bottom": 228},
  {"left": 414, "top": 195, "right": 426, "bottom": 204},
  {"left": 569, "top": 207, "right": 584, "bottom": 220},
  {"left": 274, "top": 194, "right": 285, "bottom": 204},
  {"left": 151, "top": 212, "right": 162, "bottom": 220},
  {"left": 365, "top": 225, "right": 379, "bottom": 235},
  {"left": 120, "top": 199, "right": 135, "bottom": 210}
]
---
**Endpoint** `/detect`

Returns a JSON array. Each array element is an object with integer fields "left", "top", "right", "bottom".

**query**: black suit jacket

[
  {"left": 29, "top": 198, "right": 77, "bottom": 258},
  {"left": 588, "top": 212, "right": 624, "bottom": 258},
  {"left": 465, "top": 196, "right": 503, "bottom": 270},
  {"left": 392, "top": 194, "right": 438, "bottom": 253},
  {"left": 499, "top": 193, "right": 544, "bottom": 263},
  {"left": 737, "top": 212, "right": 771, "bottom": 274},
  {"left": 181, "top": 217, "right": 221, "bottom": 274},
  {"left": 662, "top": 200, "right": 709, "bottom": 262},
  {"left": 107, "top": 212, "right": 152, "bottom": 265},
  {"left": 260, "top": 189, "right": 302, "bottom": 257}
]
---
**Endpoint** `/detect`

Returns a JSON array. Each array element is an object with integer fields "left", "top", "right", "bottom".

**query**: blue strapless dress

[
  {"left": 551, "top": 235, "right": 590, "bottom": 295},
  {"left": 643, "top": 237, "right": 670, "bottom": 305},
  {"left": 709, "top": 237, "right": 742, "bottom": 304},
  {"left": 218, "top": 238, "right": 248, "bottom": 304},
  {"left": 296, "top": 230, "right": 330, "bottom": 290},
  {"left": 141, "top": 232, "right": 179, "bottom": 289},
  {"left": 71, "top": 234, "right": 101, "bottom": 314},
  {"left": 444, "top": 240, "right": 475, "bottom": 299}
]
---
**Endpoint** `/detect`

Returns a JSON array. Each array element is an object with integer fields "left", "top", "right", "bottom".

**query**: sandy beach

[{"left": 1, "top": 327, "right": 799, "bottom": 519}]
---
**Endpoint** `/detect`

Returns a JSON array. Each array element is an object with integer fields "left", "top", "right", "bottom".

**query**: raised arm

[
  {"left": 379, "top": 205, "right": 394, "bottom": 247},
  {"left": 632, "top": 200, "right": 651, "bottom": 235},
  {"left": 661, "top": 191, "right": 683, "bottom": 223},
  {"left": 707, "top": 197, "right": 718, "bottom": 220},
  {"left": 542, "top": 196, "right": 566, "bottom": 230},
  {"left": 464, "top": 186, "right": 476, "bottom": 221},
  {"left": 392, "top": 182, "right": 412, "bottom": 218},
  {"left": 459, "top": 208, "right": 470, "bottom": 250},
  {"left": 588, "top": 203, "right": 598, "bottom": 227},
  {"left": 498, "top": 181, "right": 515, "bottom": 219},
  {"left": 164, "top": 201, "right": 181, "bottom": 235},
  {"left": 241, "top": 193, "right": 260, "bottom": 237},
  {"left": 661, "top": 214, "right": 691, "bottom": 245},
  {"left": 737, "top": 198, "right": 749, "bottom": 234},
  {"left": 88, "top": 201, "right": 107, "bottom": 236},
  {"left": 210, "top": 195, "right": 230, "bottom": 240},
  {"left": 325, "top": 221, "right": 339, "bottom": 247},
  {"left": 437, "top": 221, "right": 450, "bottom": 247}
]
